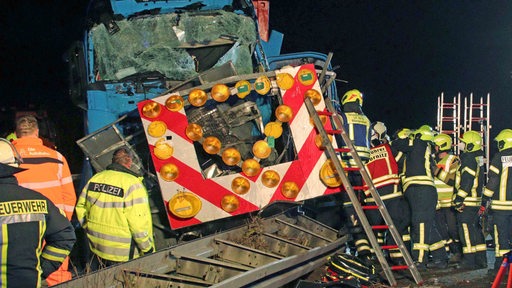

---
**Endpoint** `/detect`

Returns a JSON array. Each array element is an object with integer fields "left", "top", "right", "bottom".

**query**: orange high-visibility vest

[
  {"left": 13, "top": 137, "right": 76, "bottom": 286},
  {"left": 13, "top": 137, "right": 76, "bottom": 220}
]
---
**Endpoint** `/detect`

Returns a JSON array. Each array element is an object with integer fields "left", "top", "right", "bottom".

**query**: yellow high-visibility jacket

[
  {"left": 76, "top": 163, "right": 154, "bottom": 262},
  {"left": 434, "top": 153, "right": 460, "bottom": 208}
]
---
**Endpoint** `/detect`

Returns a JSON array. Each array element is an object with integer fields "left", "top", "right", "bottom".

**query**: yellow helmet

[
  {"left": 433, "top": 133, "right": 452, "bottom": 151},
  {"left": 6, "top": 132, "right": 17, "bottom": 142},
  {"left": 460, "top": 130, "right": 482, "bottom": 152},
  {"left": 392, "top": 128, "right": 412, "bottom": 140},
  {"left": 495, "top": 129, "right": 512, "bottom": 151},
  {"left": 341, "top": 89, "right": 363, "bottom": 106},
  {"left": 414, "top": 125, "right": 436, "bottom": 142}
]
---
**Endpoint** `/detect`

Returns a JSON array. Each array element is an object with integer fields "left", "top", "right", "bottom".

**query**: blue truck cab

[{"left": 68, "top": 0, "right": 340, "bottom": 245}]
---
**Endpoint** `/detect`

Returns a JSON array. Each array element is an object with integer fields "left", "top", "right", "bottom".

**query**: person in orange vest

[{"left": 12, "top": 115, "right": 76, "bottom": 286}]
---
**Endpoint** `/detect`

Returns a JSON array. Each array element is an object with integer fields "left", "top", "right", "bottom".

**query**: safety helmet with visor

[
  {"left": 414, "top": 125, "right": 436, "bottom": 142},
  {"left": 459, "top": 130, "right": 482, "bottom": 152},
  {"left": 393, "top": 128, "right": 412, "bottom": 140},
  {"left": 371, "top": 121, "right": 387, "bottom": 146},
  {"left": 433, "top": 133, "right": 452, "bottom": 152},
  {"left": 341, "top": 89, "right": 363, "bottom": 106},
  {"left": 494, "top": 129, "right": 512, "bottom": 152}
]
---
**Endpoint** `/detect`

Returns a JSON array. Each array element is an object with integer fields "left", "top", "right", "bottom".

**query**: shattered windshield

[{"left": 91, "top": 10, "right": 258, "bottom": 81}]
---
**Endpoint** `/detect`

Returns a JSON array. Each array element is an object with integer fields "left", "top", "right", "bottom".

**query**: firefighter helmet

[
  {"left": 371, "top": 121, "right": 387, "bottom": 144},
  {"left": 341, "top": 89, "right": 363, "bottom": 106},
  {"left": 393, "top": 128, "right": 412, "bottom": 140},
  {"left": 433, "top": 133, "right": 452, "bottom": 152},
  {"left": 414, "top": 125, "right": 436, "bottom": 142},
  {"left": 0, "top": 138, "right": 22, "bottom": 167},
  {"left": 460, "top": 130, "right": 482, "bottom": 152},
  {"left": 495, "top": 129, "right": 512, "bottom": 152}
]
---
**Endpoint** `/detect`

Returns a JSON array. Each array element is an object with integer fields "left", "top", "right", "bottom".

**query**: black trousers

[
  {"left": 404, "top": 184, "right": 447, "bottom": 263},
  {"left": 435, "top": 206, "right": 461, "bottom": 254},
  {"left": 340, "top": 172, "right": 371, "bottom": 257},
  {"left": 491, "top": 211, "right": 512, "bottom": 270},
  {"left": 88, "top": 254, "right": 122, "bottom": 272}
]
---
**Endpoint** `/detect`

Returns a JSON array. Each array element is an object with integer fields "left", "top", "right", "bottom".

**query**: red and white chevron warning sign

[{"left": 137, "top": 64, "right": 339, "bottom": 229}]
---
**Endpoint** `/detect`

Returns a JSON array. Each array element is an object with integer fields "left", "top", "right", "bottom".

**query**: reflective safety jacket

[
  {"left": 434, "top": 153, "right": 460, "bottom": 208},
  {"left": 455, "top": 149, "right": 485, "bottom": 207},
  {"left": 483, "top": 148, "right": 512, "bottom": 210},
  {"left": 13, "top": 137, "right": 76, "bottom": 220},
  {"left": 391, "top": 138, "right": 436, "bottom": 191},
  {"left": 337, "top": 103, "right": 371, "bottom": 166},
  {"left": 0, "top": 163, "right": 76, "bottom": 288},
  {"left": 364, "top": 143, "right": 401, "bottom": 200},
  {"left": 76, "top": 163, "right": 154, "bottom": 262}
]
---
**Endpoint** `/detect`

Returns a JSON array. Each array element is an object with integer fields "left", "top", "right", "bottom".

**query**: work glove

[
  {"left": 478, "top": 197, "right": 491, "bottom": 216},
  {"left": 452, "top": 196, "right": 465, "bottom": 212},
  {"left": 477, "top": 205, "right": 487, "bottom": 216},
  {"left": 143, "top": 247, "right": 155, "bottom": 255}
]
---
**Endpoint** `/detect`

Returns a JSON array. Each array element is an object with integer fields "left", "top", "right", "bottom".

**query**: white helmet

[
  {"left": 371, "top": 121, "right": 387, "bottom": 143},
  {"left": 0, "top": 138, "right": 22, "bottom": 167}
]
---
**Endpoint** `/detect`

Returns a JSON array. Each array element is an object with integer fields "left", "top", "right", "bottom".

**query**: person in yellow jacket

[
  {"left": 432, "top": 133, "right": 462, "bottom": 263},
  {"left": 12, "top": 115, "right": 76, "bottom": 286},
  {"left": 452, "top": 131, "right": 487, "bottom": 269},
  {"left": 76, "top": 147, "right": 154, "bottom": 270}
]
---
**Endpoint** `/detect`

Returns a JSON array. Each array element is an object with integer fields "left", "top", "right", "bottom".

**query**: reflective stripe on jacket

[
  {"left": 338, "top": 108, "right": 371, "bottom": 166},
  {"left": 365, "top": 143, "right": 400, "bottom": 196},
  {"left": 456, "top": 149, "right": 485, "bottom": 207},
  {"left": 483, "top": 148, "right": 512, "bottom": 210},
  {"left": 76, "top": 164, "right": 154, "bottom": 262},
  {"left": 0, "top": 164, "right": 75, "bottom": 288},
  {"left": 435, "top": 154, "right": 459, "bottom": 208},
  {"left": 391, "top": 138, "right": 436, "bottom": 191},
  {"left": 13, "top": 137, "right": 76, "bottom": 220}
]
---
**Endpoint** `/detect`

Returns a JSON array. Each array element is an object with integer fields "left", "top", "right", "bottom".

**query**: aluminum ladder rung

[
  {"left": 381, "top": 245, "right": 398, "bottom": 250},
  {"left": 334, "top": 148, "right": 351, "bottom": 153},
  {"left": 325, "top": 129, "right": 342, "bottom": 135}
]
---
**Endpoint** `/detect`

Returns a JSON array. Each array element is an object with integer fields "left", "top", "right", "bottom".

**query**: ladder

[
  {"left": 437, "top": 92, "right": 491, "bottom": 173},
  {"left": 436, "top": 92, "right": 462, "bottom": 150},
  {"left": 304, "top": 97, "right": 423, "bottom": 286},
  {"left": 463, "top": 93, "right": 491, "bottom": 172}
]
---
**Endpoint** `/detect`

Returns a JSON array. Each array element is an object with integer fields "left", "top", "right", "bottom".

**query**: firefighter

[
  {"left": 335, "top": 89, "right": 373, "bottom": 263},
  {"left": 76, "top": 147, "right": 155, "bottom": 270},
  {"left": 392, "top": 128, "right": 413, "bottom": 184},
  {"left": 432, "top": 133, "right": 462, "bottom": 263},
  {"left": 12, "top": 115, "right": 76, "bottom": 286},
  {"left": 0, "top": 138, "right": 76, "bottom": 288},
  {"left": 337, "top": 89, "right": 371, "bottom": 165},
  {"left": 391, "top": 125, "right": 448, "bottom": 269},
  {"left": 452, "top": 130, "right": 487, "bottom": 269},
  {"left": 364, "top": 121, "right": 411, "bottom": 265},
  {"left": 481, "top": 129, "right": 512, "bottom": 273}
]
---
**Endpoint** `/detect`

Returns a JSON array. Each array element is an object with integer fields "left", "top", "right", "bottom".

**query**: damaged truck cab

[{"left": 68, "top": 0, "right": 340, "bottom": 247}]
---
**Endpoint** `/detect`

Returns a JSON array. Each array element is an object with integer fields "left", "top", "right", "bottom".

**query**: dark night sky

[
  {"left": 1, "top": 1, "right": 511, "bottom": 171},
  {"left": 271, "top": 1, "right": 512, "bottom": 135}
]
